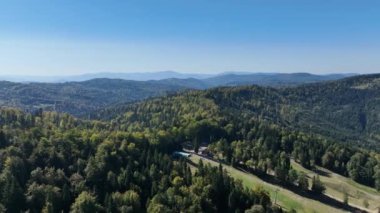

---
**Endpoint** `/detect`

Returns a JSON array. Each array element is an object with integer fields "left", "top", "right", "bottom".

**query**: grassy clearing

[
  {"left": 189, "top": 155, "right": 347, "bottom": 213},
  {"left": 291, "top": 160, "right": 380, "bottom": 212}
]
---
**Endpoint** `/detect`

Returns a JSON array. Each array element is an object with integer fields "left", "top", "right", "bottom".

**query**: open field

[
  {"left": 189, "top": 155, "right": 350, "bottom": 213},
  {"left": 291, "top": 160, "right": 380, "bottom": 212}
]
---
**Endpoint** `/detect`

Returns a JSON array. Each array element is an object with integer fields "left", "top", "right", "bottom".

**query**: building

[{"left": 173, "top": 151, "right": 191, "bottom": 158}]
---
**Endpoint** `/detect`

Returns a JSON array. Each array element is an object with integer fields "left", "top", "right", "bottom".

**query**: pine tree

[
  {"left": 1, "top": 171, "right": 25, "bottom": 212},
  {"left": 0, "top": 130, "right": 7, "bottom": 148},
  {"left": 297, "top": 172, "right": 309, "bottom": 191},
  {"left": 62, "top": 183, "right": 71, "bottom": 211},
  {"left": 311, "top": 175, "right": 326, "bottom": 194}
]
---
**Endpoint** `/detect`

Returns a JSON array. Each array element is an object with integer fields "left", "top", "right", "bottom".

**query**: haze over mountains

[
  {"left": 0, "top": 71, "right": 212, "bottom": 82},
  {"left": 0, "top": 72, "right": 354, "bottom": 117},
  {"left": 0, "top": 71, "right": 354, "bottom": 83}
]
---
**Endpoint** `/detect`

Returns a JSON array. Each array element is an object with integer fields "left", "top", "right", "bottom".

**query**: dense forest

[
  {"left": 0, "top": 79, "right": 189, "bottom": 117},
  {"left": 0, "top": 74, "right": 380, "bottom": 212},
  {"left": 0, "top": 109, "right": 278, "bottom": 212},
  {"left": 95, "top": 74, "right": 380, "bottom": 150},
  {"left": 94, "top": 74, "right": 380, "bottom": 190}
]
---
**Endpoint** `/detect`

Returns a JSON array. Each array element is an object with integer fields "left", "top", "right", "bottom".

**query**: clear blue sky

[{"left": 0, "top": 0, "right": 379, "bottom": 75}]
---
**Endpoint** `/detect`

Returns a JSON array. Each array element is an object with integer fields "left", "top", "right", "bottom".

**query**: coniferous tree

[
  {"left": 0, "top": 130, "right": 7, "bottom": 148},
  {"left": 1, "top": 171, "right": 25, "bottom": 212},
  {"left": 311, "top": 175, "right": 326, "bottom": 194},
  {"left": 297, "top": 172, "right": 309, "bottom": 191}
]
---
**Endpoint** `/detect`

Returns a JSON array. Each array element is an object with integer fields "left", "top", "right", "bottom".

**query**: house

[
  {"left": 173, "top": 151, "right": 191, "bottom": 158},
  {"left": 198, "top": 146, "right": 208, "bottom": 155}
]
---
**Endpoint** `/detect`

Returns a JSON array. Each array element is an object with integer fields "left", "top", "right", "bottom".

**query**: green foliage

[
  {"left": 1, "top": 74, "right": 380, "bottom": 212},
  {"left": 288, "top": 169, "right": 298, "bottom": 184},
  {"left": 374, "top": 165, "right": 380, "bottom": 191},
  {"left": 297, "top": 172, "right": 309, "bottom": 191},
  {"left": 0, "top": 130, "right": 7, "bottom": 148},
  {"left": 244, "top": 205, "right": 264, "bottom": 213},
  {"left": 311, "top": 175, "right": 326, "bottom": 194},
  {"left": 343, "top": 191, "right": 349, "bottom": 205},
  {"left": 0, "top": 109, "right": 269, "bottom": 212},
  {"left": 0, "top": 73, "right": 349, "bottom": 117},
  {"left": 71, "top": 192, "right": 102, "bottom": 213},
  {"left": 93, "top": 75, "right": 380, "bottom": 189},
  {"left": 0, "top": 170, "right": 25, "bottom": 212},
  {"left": 0, "top": 79, "right": 188, "bottom": 117}
]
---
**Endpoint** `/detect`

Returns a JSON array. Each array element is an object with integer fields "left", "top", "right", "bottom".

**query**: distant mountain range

[
  {"left": 0, "top": 79, "right": 188, "bottom": 116},
  {"left": 0, "top": 71, "right": 212, "bottom": 82},
  {"left": 202, "top": 72, "right": 355, "bottom": 87},
  {"left": 0, "top": 71, "right": 355, "bottom": 83},
  {"left": 0, "top": 72, "right": 356, "bottom": 116}
]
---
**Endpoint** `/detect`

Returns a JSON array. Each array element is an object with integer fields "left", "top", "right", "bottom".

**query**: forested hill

[
  {"left": 94, "top": 74, "right": 380, "bottom": 150},
  {"left": 203, "top": 72, "right": 352, "bottom": 87},
  {"left": 0, "top": 78, "right": 191, "bottom": 117},
  {"left": 0, "top": 108, "right": 276, "bottom": 212},
  {"left": 1, "top": 74, "right": 380, "bottom": 212},
  {"left": 280, "top": 74, "right": 380, "bottom": 149},
  {"left": 0, "top": 73, "right": 350, "bottom": 117},
  {"left": 91, "top": 74, "right": 380, "bottom": 194}
]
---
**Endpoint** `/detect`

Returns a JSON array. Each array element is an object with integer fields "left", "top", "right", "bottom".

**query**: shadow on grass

[
  {"left": 312, "top": 167, "right": 331, "bottom": 177},
  {"left": 188, "top": 154, "right": 367, "bottom": 212},
  {"left": 234, "top": 165, "right": 366, "bottom": 213}
]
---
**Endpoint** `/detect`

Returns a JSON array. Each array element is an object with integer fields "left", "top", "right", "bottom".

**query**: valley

[
  {"left": 1, "top": 1, "right": 379, "bottom": 212},
  {"left": 0, "top": 72, "right": 351, "bottom": 117},
  {"left": 0, "top": 74, "right": 379, "bottom": 212}
]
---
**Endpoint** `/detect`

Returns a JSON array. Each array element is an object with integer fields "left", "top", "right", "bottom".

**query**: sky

[{"left": 0, "top": 0, "right": 379, "bottom": 76}]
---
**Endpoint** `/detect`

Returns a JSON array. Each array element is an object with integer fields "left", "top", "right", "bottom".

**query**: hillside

[
  {"left": 0, "top": 73, "right": 351, "bottom": 117},
  {"left": 280, "top": 74, "right": 380, "bottom": 149},
  {"left": 1, "top": 108, "right": 378, "bottom": 212},
  {"left": 204, "top": 74, "right": 380, "bottom": 149},
  {"left": 204, "top": 73, "right": 352, "bottom": 87},
  {"left": 190, "top": 155, "right": 380, "bottom": 213},
  {"left": 92, "top": 74, "right": 380, "bottom": 193},
  {"left": 94, "top": 74, "right": 380, "bottom": 150},
  {"left": 0, "top": 108, "right": 277, "bottom": 212},
  {"left": 0, "top": 74, "right": 379, "bottom": 212},
  {"left": 0, "top": 78, "right": 191, "bottom": 117}
]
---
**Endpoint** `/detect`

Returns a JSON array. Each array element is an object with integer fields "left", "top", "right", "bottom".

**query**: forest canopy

[{"left": 1, "top": 74, "right": 380, "bottom": 212}]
